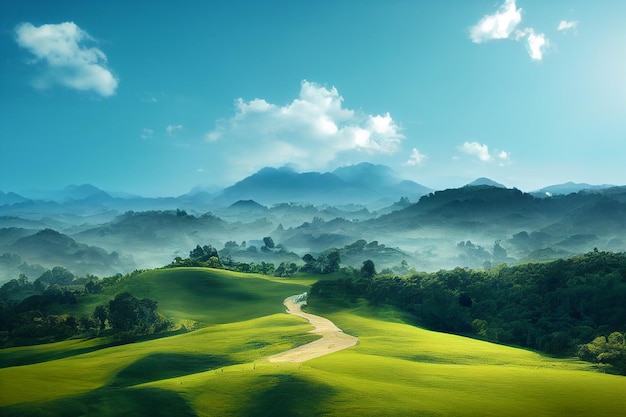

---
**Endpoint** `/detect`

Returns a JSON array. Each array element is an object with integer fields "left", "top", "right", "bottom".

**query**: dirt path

[{"left": 267, "top": 293, "right": 358, "bottom": 363}]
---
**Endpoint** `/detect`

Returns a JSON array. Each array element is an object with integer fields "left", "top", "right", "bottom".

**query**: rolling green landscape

[
  {"left": 3, "top": 1, "right": 626, "bottom": 415},
  {"left": 1, "top": 266, "right": 625, "bottom": 417}
]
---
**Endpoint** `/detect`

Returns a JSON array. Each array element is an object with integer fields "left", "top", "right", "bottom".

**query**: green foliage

[
  {"left": 310, "top": 250, "right": 626, "bottom": 360},
  {"left": 35, "top": 266, "right": 75, "bottom": 287},
  {"left": 300, "top": 249, "right": 341, "bottom": 274},
  {"left": 578, "top": 332, "right": 626, "bottom": 373},
  {"left": 360, "top": 260, "right": 376, "bottom": 279}
]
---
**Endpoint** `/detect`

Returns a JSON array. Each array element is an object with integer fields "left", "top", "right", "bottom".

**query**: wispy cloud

[
  {"left": 404, "top": 148, "right": 428, "bottom": 166},
  {"left": 14, "top": 22, "right": 118, "bottom": 96},
  {"left": 206, "top": 80, "right": 405, "bottom": 176},
  {"left": 166, "top": 124, "right": 183, "bottom": 137},
  {"left": 460, "top": 141, "right": 510, "bottom": 165},
  {"left": 140, "top": 128, "right": 154, "bottom": 140},
  {"left": 469, "top": 0, "right": 549, "bottom": 61},
  {"left": 469, "top": 0, "right": 522, "bottom": 43},
  {"left": 557, "top": 20, "right": 578, "bottom": 33}
]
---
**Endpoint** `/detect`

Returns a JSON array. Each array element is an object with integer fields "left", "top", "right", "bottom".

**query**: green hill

[{"left": 1, "top": 268, "right": 625, "bottom": 416}]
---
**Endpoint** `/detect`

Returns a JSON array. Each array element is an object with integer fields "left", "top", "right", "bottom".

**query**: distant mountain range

[
  {"left": 214, "top": 163, "right": 433, "bottom": 207},
  {"left": 2, "top": 164, "right": 621, "bottom": 215},
  {"left": 1, "top": 176, "right": 626, "bottom": 282},
  {"left": 531, "top": 182, "right": 617, "bottom": 197}
]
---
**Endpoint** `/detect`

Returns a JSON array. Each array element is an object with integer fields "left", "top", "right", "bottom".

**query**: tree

[
  {"left": 189, "top": 245, "right": 205, "bottom": 260},
  {"left": 107, "top": 292, "right": 163, "bottom": 336},
  {"left": 263, "top": 236, "right": 275, "bottom": 250},
  {"left": 301, "top": 254, "right": 318, "bottom": 273},
  {"left": 361, "top": 260, "right": 376, "bottom": 279},
  {"left": 319, "top": 249, "right": 341, "bottom": 274},
  {"left": 108, "top": 292, "right": 137, "bottom": 332},
  {"left": 93, "top": 305, "right": 108, "bottom": 330},
  {"left": 36, "top": 267, "right": 75, "bottom": 287}
]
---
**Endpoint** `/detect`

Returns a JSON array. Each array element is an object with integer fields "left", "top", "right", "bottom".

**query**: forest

[{"left": 309, "top": 250, "right": 626, "bottom": 374}]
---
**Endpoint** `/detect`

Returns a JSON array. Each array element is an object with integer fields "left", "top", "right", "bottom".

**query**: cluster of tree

[
  {"left": 91, "top": 292, "right": 171, "bottom": 340},
  {"left": 171, "top": 244, "right": 221, "bottom": 268},
  {"left": 338, "top": 239, "right": 410, "bottom": 270},
  {"left": 309, "top": 250, "right": 626, "bottom": 374},
  {"left": 300, "top": 249, "right": 341, "bottom": 274},
  {"left": 0, "top": 268, "right": 168, "bottom": 347},
  {"left": 578, "top": 332, "right": 626, "bottom": 373},
  {"left": 0, "top": 273, "right": 79, "bottom": 346},
  {"left": 168, "top": 239, "right": 343, "bottom": 278},
  {"left": 218, "top": 237, "right": 301, "bottom": 265}
]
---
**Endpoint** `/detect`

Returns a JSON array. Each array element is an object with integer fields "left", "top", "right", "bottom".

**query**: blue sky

[{"left": 1, "top": 0, "right": 624, "bottom": 196}]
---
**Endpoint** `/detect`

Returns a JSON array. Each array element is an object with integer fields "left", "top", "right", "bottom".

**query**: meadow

[{"left": 1, "top": 268, "right": 625, "bottom": 416}]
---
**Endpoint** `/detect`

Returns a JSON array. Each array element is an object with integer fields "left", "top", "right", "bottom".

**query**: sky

[{"left": 1, "top": 0, "right": 625, "bottom": 197}]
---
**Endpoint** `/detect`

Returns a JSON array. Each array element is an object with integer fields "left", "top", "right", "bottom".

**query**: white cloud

[
  {"left": 140, "top": 128, "right": 154, "bottom": 140},
  {"left": 557, "top": 20, "right": 578, "bottom": 32},
  {"left": 166, "top": 124, "right": 183, "bottom": 137},
  {"left": 469, "top": 1, "right": 549, "bottom": 61},
  {"left": 469, "top": 0, "right": 522, "bottom": 43},
  {"left": 206, "top": 80, "right": 405, "bottom": 176},
  {"left": 526, "top": 30, "right": 547, "bottom": 61},
  {"left": 14, "top": 22, "right": 118, "bottom": 96},
  {"left": 461, "top": 141, "right": 492, "bottom": 161},
  {"left": 515, "top": 28, "right": 548, "bottom": 61},
  {"left": 460, "top": 141, "right": 510, "bottom": 164},
  {"left": 404, "top": 148, "right": 428, "bottom": 166}
]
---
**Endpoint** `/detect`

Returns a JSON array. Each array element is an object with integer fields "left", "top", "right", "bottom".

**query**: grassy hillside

[
  {"left": 1, "top": 268, "right": 625, "bottom": 416},
  {"left": 58, "top": 267, "right": 310, "bottom": 327}
]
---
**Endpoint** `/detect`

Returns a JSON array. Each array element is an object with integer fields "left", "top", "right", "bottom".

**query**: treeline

[
  {"left": 309, "top": 250, "right": 626, "bottom": 374},
  {"left": 167, "top": 241, "right": 341, "bottom": 277},
  {"left": 0, "top": 268, "right": 170, "bottom": 347}
]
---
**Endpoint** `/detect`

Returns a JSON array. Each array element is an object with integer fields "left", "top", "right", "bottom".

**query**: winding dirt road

[{"left": 267, "top": 294, "right": 358, "bottom": 363}]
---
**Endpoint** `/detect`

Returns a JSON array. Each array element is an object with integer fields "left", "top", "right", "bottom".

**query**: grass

[
  {"left": 61, "top": 268, "right": 310, "bottom": 327},
  {"left": 2, "top": 268, "right": 626, "bottom": 416}
]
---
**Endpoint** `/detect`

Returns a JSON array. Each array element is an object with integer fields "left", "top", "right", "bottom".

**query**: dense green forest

[{"left": 310, "top": 250, "right": 626, "bottom": 374}]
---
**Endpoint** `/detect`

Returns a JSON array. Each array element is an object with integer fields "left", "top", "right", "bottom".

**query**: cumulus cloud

[
  {"left": 14, "top": 22, "right": 118, "bottom": 96},
  {"left": 460, "top": 141, "right": 510, "bottom": 164},
  {"left": 206, "top": 80, "right": 405, "bottom": 176},
  {"left": 166, "top": 124, "right": 183, "bottom": 137},
  {"left": 557, "top": 20, "right": 578, "bottom": 33},
  {"left": 469, "top": 0, "right": 549, "bottom": 61},
  {"left": 469, "top": 0, "right": 522, "bottom": 43},
  {"left": 404, "top": 148, "right": 428, "bottom": 166}
]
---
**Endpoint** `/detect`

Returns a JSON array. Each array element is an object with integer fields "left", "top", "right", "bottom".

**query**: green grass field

[{"left": 1, "top": 268, "right": 625, "bottom": 416}]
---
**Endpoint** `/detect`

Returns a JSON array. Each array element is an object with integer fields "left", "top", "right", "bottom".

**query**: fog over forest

[{"left": 2, "top": 163, "right": 624, "bottom": 284}]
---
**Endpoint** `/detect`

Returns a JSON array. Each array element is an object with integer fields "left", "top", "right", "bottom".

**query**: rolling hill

[
  {"left": 1, "top": 267, "right": 624, "bottom": 416},
  {"left": 8, "top": 228, "right": 134, "bottom": 277}
]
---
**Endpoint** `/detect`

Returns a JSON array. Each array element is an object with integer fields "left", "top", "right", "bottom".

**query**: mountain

[
  {"left": 0, "top": 191, "right": 29, "bottom": 206},
  {"left": 466, "top": 177, "right": 506, "bottom": 188},
  {"left": 214, "top": 163, "right": 432, "bottom": 207},
  {"left": 532, "top": 182, "right": 617, "bottom": 197},
  {"left": 9, "top": 228, "right": 134, "bottom": 277},
  {"left": 332, "top": 163, "right": 396, "bottom": 187}
]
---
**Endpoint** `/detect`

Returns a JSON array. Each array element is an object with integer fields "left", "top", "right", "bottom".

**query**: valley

[{"left": 1, "top": 267, "right": 625, "bottom": 417}]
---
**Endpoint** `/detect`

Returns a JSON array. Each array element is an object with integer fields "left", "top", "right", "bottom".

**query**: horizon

[
  {"left": 1, "top": 1, "right": 624, "bottom": 196},
  {"left": 1, "top": 161, "right": 622, "bottom": 200}
]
